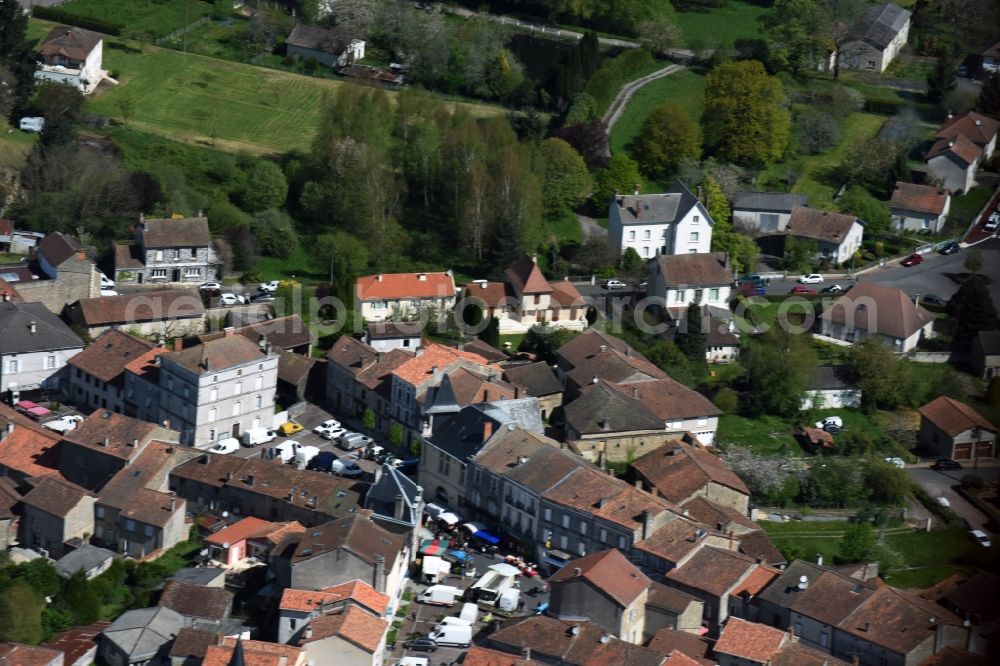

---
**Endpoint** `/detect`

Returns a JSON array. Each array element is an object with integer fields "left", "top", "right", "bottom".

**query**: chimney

[
  {"left": 573, "top": 567, "right": 582, "bottom": 577},
  {"left": 197, "top": 209, "right": 203, "bottom": 218},
  {"left": 139, "top": 212, "right": 144, "bottom": 223},
  {"left": 514, "top": 386, "right": 521, "bottom": 399},
  {"left": 697, "top": 185, "right": 704, "bottom": 201},
  {"left": 518, "top": 456, "right": 529, "bottom": 465},
  {"left": 394, "top": 493, "right": 405, "bottom": 520},
  {"left": 418, "top": 273, "right": 427, "bottom": 281},
  {"left": 631, "top": 386, "right": 639, "bottom": 399},
  {"left": 863, "top": 622, "right": 870, "bottom": 632},
  {"left": 226, "top": 470, "right": 233, "bottom": 481},
  {"left": 373, "top": 554, "right": 386, "bottom": 593},
  {"left": 642, "top": 509, "right": 655, "bottom": 539},
  {"left": 634, "top": 478, "right": 642, "bottom": 490},
  {"left": 523, "top": 647, "right": 532, "bottom": 661},
  {"left": 173, "top": 338, "right": 183, "bottom": 351},
  {"left": 376, "top": 273, "right": 383, "bottom": 282},
  {"left": 617, "top": 194, "right": 624, "bottom": 208},
  {"left": 2, "top": 294, "right": 8, "bottom": 302},
  {"left": 304, "top": 625, "right": 313, "bottom": 640},
  {"left": 29, "top": 321, "right": 36, "bottom": 334},
  {"left": 101, "top": 436, "right": 109, "bottom": 447},
  {"left": 415, "top": 346, "right": 424, "bottom": 358},
  {"left": 154, "top": 355, "right": 161, "bottom": 367},
  {"left": 223, "top": 326, "right": 235, "bottom": 337},
  {"left": 975, "top": 119, "right": 982, "bottom": 126},
  {"left": 816, "top": 553, "right": 823, "bottom": 566},
  {"left": 598, "top": 451, "right": 607, "bottom": 469},
  {"left": 262, "top": 335, "right": 272, "bottom": 356},
  {"left": 634, "top": 201, "right": 641, "bottom": 219},
  {"left": 169, "top": 492, "right": 176, "bottom": 511},
  {"left": 128, "top": 438, "right": 138, "bottom": 448},
  {"left": 633, "top": 184, "right": 640, "bottom": 196},
  {"left": 482, "top": 421, "right": 493, "bottom": 442},
  {"left": 246, "top": 474, "right": 255, "bottom": 486},
  {"left": 599, "top": 345, "right": 607, "bottom": 353},
  {"left": 932, "top": 618, "right": 942, "bottom": 654}
]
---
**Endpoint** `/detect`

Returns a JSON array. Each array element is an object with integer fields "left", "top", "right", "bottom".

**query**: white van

[
  {"left": 293, "top": 444, "right": 320, "bottom": 467},
  {"left": 339, "top": 432, "right": 371, "bottom": 450},
  {"left": 209, "top": 438, "right": 240, "bottom": 455},
  {"left": 497, "top": 587, "right": 520, "bottom": 612},
  {"left": 417, "top": 585, "right": 460, "bottom": 606},
  {"left": 459, "top": 602, "right": 478, "bottom": 625},
  {"left": 428, "top": 624, "right": 472, "bottom": 648},
  {"left": 240, "top": 428, "right": 277, "bottom": 447},
  {"left": 19, "top": 117, "right": 44, "bottom": 133}
]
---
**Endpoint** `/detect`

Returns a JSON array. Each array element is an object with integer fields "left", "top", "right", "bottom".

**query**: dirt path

[
  {"left": 577, "top": 215, "right": 607, "bottom": 238},
  {"left": 601, "top": 63, "right": 686, "bottom": 155}
]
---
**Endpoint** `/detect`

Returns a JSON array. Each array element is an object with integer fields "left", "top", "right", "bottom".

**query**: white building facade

[{"left": 608, "top": 182, "right": 713, "bottom": 259}]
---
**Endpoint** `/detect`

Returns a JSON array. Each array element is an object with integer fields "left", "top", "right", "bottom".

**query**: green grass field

[
  {"left": 676, "top": 1, "right": 770, "bottom": 48},
  {"left": 81, "top": 43, "right": 504, "bottom": 155},
  {"left": 58, "top": 0, "right": 215, "bottom": 37},
  {"left": 610, "top": 69, "right": 707, "bottom": 155},
  {"left": 0, "top": 121, "right": 37, "bottom": 169},
  {"left": 716, "top": 413, "right": 800, "bottom": 454},
  {"left": 759, "top": 112, "right": 886, "bottom": 208}
]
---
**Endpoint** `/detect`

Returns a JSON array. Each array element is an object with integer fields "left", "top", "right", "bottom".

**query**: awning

[
  {"left": 426, "top": 503, "right": 461, "bottom": 525},
  {"left": 26, "top": 406, "right": 50, "bottom": 417},
  {"left": 419, "top": 539, "right": 443, "bottom": 556},
  {"left": 489, "top": 563, "right": 520, "bottom": 577},
  {"left": 462, "top": 522, "right": 500, "bottom": 544},
  {"left": 439, "top": 512, "right": 460, "bottom": 526},
  {"left": 543, "top": 557, "right": 568, "bottom": 568},
  {"left": 16, "top": 400, "right": 39, "bottom": 409}
]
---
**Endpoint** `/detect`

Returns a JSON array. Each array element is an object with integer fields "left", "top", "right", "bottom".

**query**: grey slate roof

[
  {"left": 564, "top": 381, "right": 665, "bottom": 435},
  {"left": 425, "top": 404, "right": 508, "bottom": 462},
  {"left": 366, "top": 463, "right": 422, "bottom": 526},
  {"left": 0, "top": 301, "right": 85, "bottom": 354},
  {"left": 170, "top": 567, "right": 227, "bottom": 587},
  {"left": 613, "top": 180, "right": 705, "bottom": 226},
  {"left": 54, "top": 544, "right": 116, "bottom": 578},
  {"left": 502, "top": 362, "right": 563, "bottom": 396},
  {"left": 423, "top": 373, "right": 461, "bottom": 416},
  {"left": 480, "top": 398, "right": 545, "bottom": 434},
  {"left": 733, "top": 191, "right": 808, "bottom": 214},
  {"left": 849, "top": 3, "right": 911, "bottom": 49},
  {"left": 102, "top": 606, "right": 184, "bottom": 662}
]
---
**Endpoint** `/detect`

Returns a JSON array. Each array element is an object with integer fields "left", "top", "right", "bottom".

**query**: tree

[
  {"left": 947, "top": 275, "right": 998, "bottom": 349},
  {"left": 987, "top": 376, "right": 1000, "bottom": 408},
  {"left": 702, "top": 61, "right": 791, "bottom": 166},
  {"left": 0, "top": 581, "right": 44, "bottom": 644},
  {"left": 839, "top": 522, "right": 877, "bottom": 562},
  {"left": 927, "top": 53, "right": 958, "bottom": 102},
  {"left": 388, "top": 422, "right": 405, "bottom": 448},
  {"left": 540, "top": 138, "right": 592, "bottom": 215},
  {"left": 0, "top": 0, "right": 34, "bottom": 114},
  {"left": 362, "top": 408, "right": 376, "bottom": 431},
  {"left": 742, "top": 326, "right": 817, "bottom": 417},
  {"left": 311, "top": 231, "right": 370, "bottom": 287},
  {"left": 840, "top": 137, "right": 904, "bottom": 196},
  {"left": 702, "top": 176, "right": 731, "bottom": 228},
  {"left": 61, "top": 572, "right": 100, "bottom": 625},
  {"left": 234, "top": 159, "right": 288, "bottom": 212},
  {"left": 795, "top": 107, "right": 840, "bottom": 154},
  {"left": 780, "top": 235, "right": 817, "bottom": 272},
  {"left": 838, "top": 186, "right": 890, "bottom": 237},
  {"left": 635, "top": 16, "right": 683, "bottom": 57},
  {"left": 565, "top": 93, "right": 598, "bottom": 126},
  {"left": 117, "top": 92, "right": 134, "bottom": 126},
  {"left": 760, "top": 0, "right": 826, "bottom": 75},
  {"left": 250, "top": 209, "right": 298, "bottom": 259},
  {"left": 979, "top": 71, "right": 1000, "bottom": 116},
  {"left": 964, "top": 248, "right": 984, "bottom": 275},
  {"left": 866, "top": 463, "right": 909, "bottom": 505},
  {"left": 554, "top": 119, "right": 609, "bottom": 170},
  {"left": 634, "top": 104, "right": 701, "bottom": 181},
  {"left": 594, "top": 154, "right": 642, "bottom": 207},
  {"left": 677, "top": 303, "right": 707, "bottom": 363},
  {"left": 619, "top": 247, "right": 645, "bottom": 281},
  {"left": 846, "top": 338, "right": 910, "bottom": 410},
  {"left": 819, "top": 0, "right": 869, "bottom": 80},
  {"left": 519, "top": 327, "right": 577, "bottom": 365}
]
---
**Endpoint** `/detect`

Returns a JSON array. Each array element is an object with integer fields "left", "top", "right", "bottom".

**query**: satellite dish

[
  {"left": 222, "top": 511, "right": 229, "bottom": 518},
  {"left": 223, "top": 542, "right": 230, "bottom": 549}
]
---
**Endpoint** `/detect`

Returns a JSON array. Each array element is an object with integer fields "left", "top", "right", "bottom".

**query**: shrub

[
  {"left": 32, "top": 6, "right": 122, "bottom": 35},
  {"left": 961, "top": 475, "right": 985, "bottom": 491},
  {"left": 714, "top": 387, "right": 739, "bottom": 413}
]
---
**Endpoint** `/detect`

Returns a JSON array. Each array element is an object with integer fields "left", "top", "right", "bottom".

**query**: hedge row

[
  {"left": 33, "top": 6, "right": 123, "bottom": 36},
  {"left": 583, "top": 48, "right": 655, "bottom": 116}
]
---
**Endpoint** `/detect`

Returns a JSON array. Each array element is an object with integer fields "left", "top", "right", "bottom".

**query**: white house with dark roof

[
  {"left": 286, "top": 23, "right": 365, "bottom": 67},
  {"left": 0, "top": 299, "right": 84, "bottom": 397},
  {"left": 608, "top": 181, "right": 713, "bottom": 259},
  {"left": 114, "top": 216, "right": 217, "bottom": 285},
  {"left": 824, "top": 3, "right": 911, "bottom": 73},
  {"left": 889, "top": 182, "right": 951, "bottom": 232},
  {"left": 35, "top": 26, "right": 105, "bottom": 94},
  {"left": 731, "top": 191, "right": 808, "bottom": 232},
  {"left": 801, "top": 365, "right": 861, "bottom": 410},
  {"left": 926, "top": 112, "right": 1000, "bottom": 193},
  {"left": 649, "top": 252, "right": 733, "bottom": 315}
]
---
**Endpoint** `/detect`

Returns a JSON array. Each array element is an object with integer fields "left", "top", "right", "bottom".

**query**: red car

[
  {"left": 901, "top": 253, "right": 924, "bottom": 266},
  {"left": 790, "top": 286, "right": 816, "bottom": 295}
]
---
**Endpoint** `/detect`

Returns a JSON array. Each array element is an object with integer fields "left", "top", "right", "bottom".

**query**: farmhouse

[
  {"left": 114, "top": 216, "right": 218, "bottom": 286},
  {"left": 825, "top": 3, "right": 911, "bottom": 73},
  {"left": 35, "top": 26, "right": 105, "bottom": 94},
  {"left": 286, "top": 24, "right": 365, "bottom": 67},
  {"left": 731, "top": 191, "right": 808, "bottom": 232},
  {"left": 608, "top": 181, "right": 714, "bottom": 259},
  {"left": 889, "top": 182, "right": 951, "bottom": 233},
  {"left": 783, "top": 207, "right": 864, "bottom": 266},
  {"left": 65, "top": 289, "right": 206, "bottom": 339}
]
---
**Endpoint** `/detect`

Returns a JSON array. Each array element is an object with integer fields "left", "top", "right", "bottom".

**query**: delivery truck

[
  {"left": 421, "top": 555, "right": 451, "bottom": 584},
  {"left": 466, "top": 571, "right": 516, "bottom": 605},
  {"left": 417, "top": 584, "right": 460, "bottom": 606}
]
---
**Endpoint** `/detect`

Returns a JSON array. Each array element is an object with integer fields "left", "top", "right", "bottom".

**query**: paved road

[{"left": 907, "top": 465, "right": 999, "bottom": 533}]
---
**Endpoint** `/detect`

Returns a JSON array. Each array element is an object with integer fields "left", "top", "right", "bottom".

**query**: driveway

[{"left": 907, "top": 465, "right": 998, "bottom": 532}]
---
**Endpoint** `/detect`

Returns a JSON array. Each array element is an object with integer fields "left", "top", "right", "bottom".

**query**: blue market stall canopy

[{"left": 463, "top": 521, "right": 500, "bottom": 545}]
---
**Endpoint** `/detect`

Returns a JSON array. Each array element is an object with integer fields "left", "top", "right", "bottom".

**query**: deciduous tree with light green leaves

[
  {"left": 540, "top": 138, "right": 592, "bottom": 215},
  {"left": 634, "top": 103, "right": 701, "bottom": 181},
  {"left": 760, "top": 0, "right": 826, "bottom": 75},
  {"left": 704, "top": 176, "right": 758, "bottom": 272},
  {"left": 702, "top": 60, "right": 791, "bottom": 166},
  {"left": 594, "top": 154, "right": 642, "bottom": 207}
]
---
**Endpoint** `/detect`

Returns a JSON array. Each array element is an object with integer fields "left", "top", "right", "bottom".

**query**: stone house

[
  {"left": 713, "top": 618, "right": 789, "bottom": 666},
  {"left": 0, "top": 299, "right": 84, "bottom": 398},
  {"left": 889, "top": 183, "right": 951, "bottom": 233},
  {"left": 114, "top": 216, "right": 217, "bottom": 285},
  {"left": 548, "top": 549, "right": 651, "bottom": 644},
  {"left": 157, "top": 333, "right": 279, "bottom": 448},
  {"left": 824, "top": 3, "right": 911, "bottom": 73},
  {"left": 7, "top": 232, "right": 101, "bottom": 313},
  {"left": 99, "top": 606, "right": 185, "bottom": 666},
  {"left": 298, "top": 604, "right": 388, "bottom": 666},
  {"left": 608, "top": 181, "right": 714, "bottom": 259},
  {"left": 325, "top": 335, "right": 413, "bottom": 429},
  {"left": 783, "top": 207, "right": 865, "bottom": 266},
  {"left": 631, "top": 442, "right": 750, "bottom": 514},
  {"left": 67, "top": 330, "right": 158, "bottom": 415},
  {"left": 355, "top": 271, "right": 456, "bottom": 323},
  {"left": 918, "top": 395, "right": 996, "bottom": 461},
  {"left": 35, "top": 26, "right": 104, "bottom": 94},
  {"left": 19, "top": 475, "right": 97, "bottom": 558},
  {"left": 502, "top": 362, "right": 563, "bottom": 422},
  {"left": 819, "top": 283, "right": 936, "bottom": 352},
  {"left": 279, "top": 580, "right": 390, "bottom": 645},
  {"left": 158, "top": 581, "right": 233, "bottom": 626},
  {"left": 971, "top": 330, "right": 1000, "bottom": 381},
  {"left": 732, "top": 191, "right": 808, "bottom": 232},
  {"left": 65, "top": 289, "right": 206, "bottom": 340},
  {"left": 644, "top": 585, "right": 705, "bottom": 637},
  {"left": 649, "top": 252, "right": 733, "bottom": 318}
]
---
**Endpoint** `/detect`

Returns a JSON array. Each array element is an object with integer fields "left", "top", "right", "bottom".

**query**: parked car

[
  {"left": 42, "top": 414, "right": 84, "bottom": 434},
  {"left": 819, "top": 284, "right": 844, "bottom": 293},
  {"left": 790, "top": 286, "right": 816, "bottom": 295},
  {"left": 209, "top": 438, "right": 241, "bottom": 455},
  {"left": 884, "top": 457, "right": 906, "bottom": 469},
  {"left": 922, "top": 294, "right": 947, "bottom": 307},
  {"left": 339, "top": 433, "right": 373, "bottom": 450},
  {"left": 307, "top": 451, "right": 337, "bottom": 472},
  {"left": 199, "top": 281, "right": 222, "bottom": 291},
  {"left": 938, "top": 241, "right": 960, "bottom": 255},
  {"left": 250, "top": 292, "right": 276, "bottom": 303},
  {"left": 936, "top": 496, "right": 951, "bottom": 508},
  {"left": 604, "top": 279, "right": 627, "bottom": 290},
  {"left": 798, "top": 274, "right": 824, "bottom": 284},
  {"left": 901, "top": 253, "right": 924, "bottom": 266},
  {"left": 737, "top": 274, "right": 764, "bottom": 285},
  {"left": 218, "top": 293, "right": 246, "bottom": 306},
  {"left": 331, "top": 458, "right": 363, "bottom": 478},
  {"left": 402, "top": 637, "right": 438, "bottom": 652},
  {"left": 258, "top": 280, "right": 280, "bottom": 293},
  {"left": 969, "top": 529, "right": 992, "bottom": 548},
  {"left": 320, "top": 426, "right": 348, "bottom": 441},
  {"left": 278, "top": 421, "right": 303, "bottom": 436},
  {"left": 313, "top": 419, "right": 342, "bottom": 435},
  {"left": 239, "top": 428, "right": 277, "bottom": 447},
  {"left": 100, "top": 273, "right": 116, "bottom": 289},
  {"left": 19, "top": 117, "right": 44, "bottom": 133},
  {"left": 932, "top": 458, "right": 962, "bottom": 471},
  {"left": 986, "top": 212, "right": 1000, "bottom": 232},
  {"left": 815, "top": 416, "right": 844, "bottom": 430},
  {"left": 100, "top": 289, "right": 120, "bottom": 297}
]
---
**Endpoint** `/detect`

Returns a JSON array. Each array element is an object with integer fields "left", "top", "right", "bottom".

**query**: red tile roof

[
  {"left": 786, "top": 207, "right": 859, "bottom": 244},
  {"left": 549, "top": 279, "right": 585, "bottom": 308},
  {"left": 655, "top": 252, "right": 732, "bottom": 287},
  {"left": 505, "top": 256, "right": 553, "bottom": 295},
  {"left": 633, "top": 517, "right": 718, "bottom": 565},
  {"left": 356, "top": 272, "right": 455, "bottom": 301},
  {"left": 733, "top": 565, "right": 781, "bottom": 596},
  {"left": 713, "top": 618, "right": 786, "bottom": 663},
  {"left": 663, "top": 651, "right": 703, "bottom": 666},
  {"left": 646, "top": 627, "right": 714, "bottom": 666},
  {"left": 665, "top": 546, "right": 758, "bottom": 597},
  {"left": 163, "top": 334, "right": 269, "bottom": 375},
  {"left": 71, "top": 288, "right": 204, "bottom": 326},
  {"left": 202, "top": 638, "right": 303, "bottom": 666},
  {"left": 890, "top": 182, "right": 949, "bottom": 215},
  {"left": 204, "top": 516, "right": 274, "bottom": 546},
  {"left": 63, "top": 409, "right": 172, "bottom": 461},
  {"left": 919, "top": 395, "right": 996, "bottom": 437},
  {"left": 464, "top": 281, "right": 513, "bottom": 308},
  {"left": 820, "top": 282, "right": 935, "bottom": 340},
  {"left": 0, "top": 643, "right": 63, "bottom": 666},
  {"left": 463, "top": 647, "right": 533, "bottom": 666},
  {"left": 938, "top": 111, "right": 1000, "bottom": 147},
  {"left": 0, "top": 405, "right": 61, "bottom": 479},
  {"left": 632, "top": 442, "right": 748, "bottom": 503},
  {"left": 925, "top": 134, "right": 981, "bottom": 165},
  {"left": 42, "top": 621, "right": 109, "bottom": 666},
  {"left": 838, "top": 586, "right": 963, "bottom": 655},
  {"left": 300, "top": 604, "right": 387, "bottom": 653},
  {"left": 68, "top": 329, "right": 155, "bottom": 384},
  {"left": 40, "top": 27, "right": 102, "bottom": 61},
  {"left": 0, "top": 278, "right": 21, "bottom": 302},
  {"left": 391, "top": 342, "right": 493, "bottom": 387},
  {"left": 280, "top": 579, "right": 389, "bottom": 616},
  {"left": 549, "top": 548, "right": 650, "bottom": 607}
]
